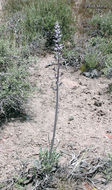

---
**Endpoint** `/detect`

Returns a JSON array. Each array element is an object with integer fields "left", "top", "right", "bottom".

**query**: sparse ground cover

[
  {"left": 0, "top": 55, "right": 112, "bottom": 189},
  {"left": 0, "top": 0, "right": 112, "bottom": 189}
]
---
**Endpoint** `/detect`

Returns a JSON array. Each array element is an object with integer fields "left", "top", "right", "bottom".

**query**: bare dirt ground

[{"left": 0, "top": 54, "right": 112, "bottom": 189}]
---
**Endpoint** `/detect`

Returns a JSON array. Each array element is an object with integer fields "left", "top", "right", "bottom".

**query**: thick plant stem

[{"left": 49, "top": 55, "right": 60, "bottom": 159}]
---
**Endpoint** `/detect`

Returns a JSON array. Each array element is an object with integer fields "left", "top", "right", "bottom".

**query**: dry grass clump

[{"left": 0, "top": 149, "right": 111, "bottom": 190}]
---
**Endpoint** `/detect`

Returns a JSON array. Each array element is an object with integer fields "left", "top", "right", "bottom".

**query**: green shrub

[
  {"left": 4, "top": 0, "right": 75, "bottom": 47},
  {"left": 88, "top": 36, "right": 106, "bottom": 46},
  {"left": 0, "top": 65, "right": 30, "bottom": 119},
  {"left": 108, "top": 83, "right": 112, "bottom": 93},
  {"left": 62, "top": 48, "right": 80, "bottom": 68},
  {"left": 84, "top": 52, "right": 99, "bottom": 71},
  {"left": 0, "top": 39, "right": 12, "bottom": 71},
  {"left": 103, "top": 154, "right": 112, "bottom": 183},
  {"left": 90, "top": 12, "right": 112, "bottom": 37},
  {"left": 102, "top": 54, "right": 112, "bottom": 78},
  {"left": 88, "top": 37, "right": 112, "bottom": 55},
  {"left": 0, "top": 37, "right": 31, "bottom": 68},
  {"left": 4, "top": 12, "right": 27, "bottom": 45},
  {"left": 24, "top": 0, "right": 75, "bottom": 45},
  {"left": 3, "top": 0, "right": 31, "bottom": 14},
  {"left": 83, "top": 37, "right": 112, "bottom": 73}
]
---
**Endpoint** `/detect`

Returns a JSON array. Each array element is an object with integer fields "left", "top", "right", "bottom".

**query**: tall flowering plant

[{"left": 49, "top": 21, "right": 63, "bottom": 158}]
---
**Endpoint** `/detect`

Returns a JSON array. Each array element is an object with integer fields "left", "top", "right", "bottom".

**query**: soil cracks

[{"left": 0, "top": 55, "right": 112, "bottom": 186}]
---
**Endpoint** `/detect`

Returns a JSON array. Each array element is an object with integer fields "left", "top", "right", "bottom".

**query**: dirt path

[{"left": 0, "top": 54, "right": 112, "bottom": 186}]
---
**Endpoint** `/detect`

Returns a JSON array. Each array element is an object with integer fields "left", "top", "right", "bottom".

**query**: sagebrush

[
  {"left": 90, "top": 12, "right": 112, "bottom": 37},
  {"left": 3, "top": 0, "right": 75, "bottom": 47},
  {"left": 0, "top": 65, "right": 30, "bottom": 119}
]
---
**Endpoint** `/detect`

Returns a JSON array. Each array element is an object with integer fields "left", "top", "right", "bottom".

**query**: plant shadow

[{"left": 0, "top": 109, "right": 32, "bottom": 129}]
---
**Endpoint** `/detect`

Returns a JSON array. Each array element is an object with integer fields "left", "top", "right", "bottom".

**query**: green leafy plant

[
  {"left": 24, "top": 0, "right": 75, "bottom": 45},
  {"left": 108, "top": 83, "right": 112, "bottom": 93},
  {"left": 90, "top": 12, "right": 112, "bottom": 37},
  {"left": 35, "top": 148, "right": 60, "bottom": 174},
  {"left": 0, "top": 39, "right": 12, "bottom": 72},
  {"left": 82, "top": 37, "right": 112, "bottom": 74},
  {"left": 3, "top": 0, "right": 31, "bottom": 14},
  {"left": 62, "top": 48, "right": 80, "bottom": 68},
  {"left": 0, "top": 65, "right": 30, "bottom": 119},
  {"left": 3, "top": 0, "right": 75, "bottom": 47},
  {"left": 103, "top": 154, "right": 112, "bottom": 184},
  {"left": 84, "top": 52, "right": 99, "bottom": 71},
  {"left": 88, "top": 37, "right": 112, "bottom": 55},
  {"left": 102, "top": 54, "right": 112, "bottom": 78},
  {"left": 0, "top": 19, "right": 33, "bottom": 125},
  {"left": 14, "top": 176, "right": 27, "bottom": 190}
]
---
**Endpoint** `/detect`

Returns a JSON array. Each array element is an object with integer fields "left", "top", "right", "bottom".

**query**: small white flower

[{"left": 54, "top": 21, "right": 63, "bottom": 56}]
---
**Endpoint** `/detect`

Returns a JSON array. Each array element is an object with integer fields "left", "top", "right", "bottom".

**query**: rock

[
  {"left": 91, "top": 69, "right": 99, "bottom": 78},
  {"left": 68, "top": 116, "right": 74, "bottom": 121},
  {"left": 83, "top": 69, "right": 100, "bottom": 78},
  {"left": 83, "top": 72, "right": 91, "bottom": 77},
  {"left": 94, "top": 100, "right": 102, "bottom": 107},
  {"left": 97, "top": 110, "right": 106, "bottom": 116}
]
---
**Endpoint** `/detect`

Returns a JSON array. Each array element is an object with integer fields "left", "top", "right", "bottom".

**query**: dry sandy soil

[
  {"left": 0, "top": 54, "right": 112, "bottom": 189},
  {"left": 0, "top": 1, "right": 112, "bottom": 189}
]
